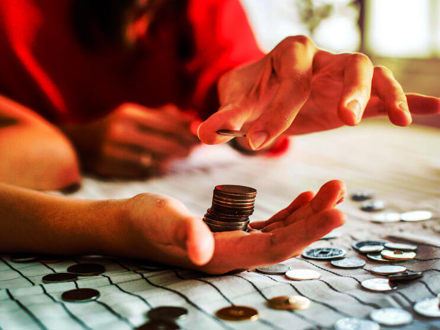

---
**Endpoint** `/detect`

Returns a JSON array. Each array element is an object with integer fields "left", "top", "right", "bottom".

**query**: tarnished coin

[
  {"left": 10, "top": 254, "right": 38, "bottom": 263},
  {"left": 216, "top": 129, "right": 246, "bottom": 138},
  {"left": 384, "top": 242, "right": 417, "bottom": 251},
  {"left": 61, "top": 288, "right": 100, "bottom": 303},
  {"left": 400, "top": 210, "right": 432, "bottom": 222},
  {"left": 370, "top": 308, "right": 413, "bottom": 326},
  {"left": 371, "top": 212, "right": 401, "bottom": 223},
  {"left": 148, "top": 306, "right": 188, "bottom": 321},
  {"left": 67, "top": 263, "right": 105, "bottom": 276},
  {"left": 381, "top": 250, "right": 416, "bottom": 261},
  {"left": 352, "top": 240, "right": 387, "bottom": 254},
  {"left": 331, "top": 257, "right": 366, "bottom": 269},
  {"left": 285, "top": 269, "right": 321, "bottom": 280},
  {"left": 215, "top": 306, "right": 258, "bottom": 321},
  {"left": 359, "top": 245, "right": 384, "bottom": 254},
  {"left": 136, "top": 320, "right": 180, "bottom": 330},
  {"left": 214, "top": 185, "right": 256, "bottom": 196},
  {"left": 414, "top": 297, "right": 440, "bottom": 318},
  {"left": 388, "top": 271, "right": 423, "bottom": 282},
  {"left": 370, "top": 265, "right": 407, "bottom": 275},
  {"left": 360, "top": 200, "right": 385, "bottom": 212},
  {"left": 256, "top": 263, "right": 289, "bottom": 275},
  {"left": 366, "top": 253, "right": 396, "bottom": 263},
  {"left": 351, "top": 191, "right": 374, "bottom": 202},
  {"left": 334, "top": 317, "right": 380, "bottom": 330},
  {"left": 268, "top": 295, "right": 311, "bottom": 310},
  {"left": 302, "top": 247, "right": 346, "bottom": 260},
  {"left": 361, "top": 278, "right": 396, "bottom": 292},
  {"left": 42, "top": 273, "right": 77, "bottom": 283}
]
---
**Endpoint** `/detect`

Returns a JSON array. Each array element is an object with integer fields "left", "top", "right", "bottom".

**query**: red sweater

[{"left": 0, "top": 0, "right": 264, "bottom": 124}]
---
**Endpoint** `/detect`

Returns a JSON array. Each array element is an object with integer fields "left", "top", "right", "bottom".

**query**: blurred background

[{"left": 241, "top": 0, "right": 440, "bottom": 128}]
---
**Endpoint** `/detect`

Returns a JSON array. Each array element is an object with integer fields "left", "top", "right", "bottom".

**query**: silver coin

[
  {"left": 413, "top": 297, "right": 440, "bottom": 318},
  {"left": 147, "top": 306, "right": 188, "bottom": 321},
  {"left": 381, "top": 250, "right": 416, "bottom": 261},
  {"left": 370, "top": 265, "right": 407, "bottom": 275},
  {"left": 285, "top": 269, "right": 321, "bottom": 280},
  {"left": 351, "top": 191, "right": 374, "bottom": 202},
  {"left": 361, "top": 278, "right": 396, "bottom": 292},
  {"left": 302, "top": 247, "right": 346, "bottom": 260},
  {"left": 352, "top": 240, "right": 387, "bottom": 254},
  {"left": 370, "top": 308, "right": 413, "bottom": 326},
  {"left": 371, "top": 212, "right": 401, "bottom": 223},
  {"left": 366, "top": 253, "right": 396, "bottom": 263},
  {"left": 400, "top": 210, "right": 433, "bottom": 222},
  {"left": 42, "top": 273, "right": 77, "bottom": 283},
  {"left": 61, "top": 288, "right": 100, "bottom": 303},
  {"left": 256, "top": 263, "right": 290, "bottom": 275},
  {"left": 360, "top": 200, "right": 385, "bottom": 212},
  {"left": 216, "top": 129, "right": 246, "bottom": 138},
  {"left": 334, "top": 317, "right": 380, "bottom": 330},
  {"left": 384, "top": 242, "right": 417, "bottom": 251},
  {"left": 359, "top": 245, "right": 384, "bottom": 254},
  {"left": 331, "top": 257, "right": 366, "bottom": 269}
]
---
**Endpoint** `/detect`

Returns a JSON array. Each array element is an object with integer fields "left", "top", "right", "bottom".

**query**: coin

[
  {"left": 61, "top": 288, "right": 100, "bottom": 303},
  {"left": 370, "top": 265, "right": 407, "bottom": 275},
  {"left": 67, "top": 263, "right": 105, "bottom": 276},
  {"left": 371, "top": 212, "right": 401, "bottom": 223},
  {"left": 10, "top": 254, "right": 38, "bottom": 263},
  {"left": 381, "top": 250, "right": 416, "bottom": 261},
  {"left": 370, "top": 308, "right": 413, "bottom": 326},
  {"left": 42, "top": 273, "right": 78, "bottom": 283},
  {"left": 384, "top": 242, "right": 417, "bottom": 251},
  {"left": 136, "top": 320, "right": 180, "bottom": 330},
  {"left": 388, "top": 271, "right": 423, "bottom": 282},
  {"left": 302, "top": 247, "right": 346, "bottom": 260},
  {"left": 214, "top": 185, "right": 256, "bottom": 196},
  {"left": 351, "top": 191, "right": 374, "bottom": 202},
  {"left": 361, "top": 278, "right": 396, "bottom": 292},
  {"left": 352, "top": 240, "right": 387, "bottom": 254},
  {"left": 331, "top": 257, "right": 366, "bottom": 269},
  {"left": 366, "top": 253, "right": 396, "bottom": 263},
  {"left": 215, "top": 306, "right": 258, "bottom": 321},
  {"left": 147, "top": 306, "right": 188, "bottom": 321},
  {"left": 359, "top": 245, "right": 384, "bottom": 254},
  {"left": 360, "top": 200, "right": 385, "bottom": 212},
  {"left": 334, "top": 317, "right": 380, "bottom": 330},
  {"left": 267, "top": 295, "right": 310, "bottom": 310},
  {"left": 400, "top": 210, "right": 433, "bottom": 222},
  {"left": 285, "top": 269, "right": 321, "bottom": 280},
  {"left": 216, "top": 129, "right": 246, "bottom": 138},
  {"left": 413, "top": 297, "right": 440, "bottom": 318},
  {"left": 256, "top": 263, "right": 289, "bottom": 275}
]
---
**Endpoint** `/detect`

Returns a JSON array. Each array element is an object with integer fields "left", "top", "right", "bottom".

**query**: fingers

[
  {"left": 406, "top": 94, "right": 440, "bottom": 115},
  {"left": 184, "top": 217, "right": 215, "bottom": 265},
  {"left": 338, "top": 53, "right": 374, "bottom": 126},
  {"left": 372, "top": 66, "right": 411, "bottom": 126}
]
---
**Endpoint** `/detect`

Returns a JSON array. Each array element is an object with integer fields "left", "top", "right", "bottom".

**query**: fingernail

[
  {"left": 347, "top": 99, "right": 362, "bottom": 122},
  {"left": 249, "top": 131, "right": 269, "bottom": 150}
]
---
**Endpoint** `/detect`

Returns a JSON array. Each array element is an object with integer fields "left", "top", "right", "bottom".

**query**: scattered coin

[
  {"left": 360, "top": 200, "right": 385, "bottom": 212},
  {"left": 361, "top": 278, "right": 396, "bottom": 292},
  {"left": 216, "top": 129, "right": 246, "bottom": 138},
  {"left": 384, "top": 242, "right": 417, "bottom": 251},
  {"left": 351, "top": 191, "right": 374, "bottom": 202},
  {"left": 136, "top": 320, "right": 180, "bottom": 330},
  {"left": 371, "top": 212, "right": 401, "bottom": 223},
  {"left": 366, "top": 253, "right": 396, "bottom": 263},
  {"left": 10, "top": 254, "right": 38, "bottom": 263},
  {"left": 359, "top": 245, "right": 384, "bottom": 254},
  {"left": 331, "top": 257, "right": 366, "bottom": 269},
  {"left": 67, "top": 263, "right": 105, "bottom": 276},
  {"left": 370, "top": 265, "right": 407, "bottom": 275},
  {"left": 285, "top": 269, "right": 321, "bottom": 280},
  {"left": 352, "top": 240, "right": 387, "bottom": 254},
  {"left": 388, "top": 271, "right": 423, "bottom": 282},
  {"left": 267, "top": 295, "right": 310, "bottom": 311},
  {"left": 370, "top": 308, "right": 413, "bottom": 326},
  {"left": 61, "top": 288, "right": 100, "bottom": 303},
  {"left": 302, "top": 247, "right": 346, "bottom": 260},
  {"left": 147, "top": 307, "right": 187, "bottom": 321},
  {"left": 400, "top": 210, "right": 433, "bottom": 222},
  {"left": 413, "top": 297, "right": 440, "bottom": 318},
  {"left": 381, "top": 250, "right": 416, "bottom": 261},
  {"left": 42, "top": 273, "right": 77, "bottom": 283},
  {"left": 334, "top": 317, "right": 380, "bottom": 330},
  {"left": 215, "top": 306, "right": 258, "bottom": 321},
  {"left": 255, "top": 263, "right": 289, "bottom": 275}
]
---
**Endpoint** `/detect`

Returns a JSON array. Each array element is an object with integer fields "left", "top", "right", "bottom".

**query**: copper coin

[
  {"left": 215, "top": 306, "right": 258, "bottom": 321},
  {"left": 67, "top": 263, "right": 105, "bottom": 276},
  {"left": 136, "top": 320, "right": 180, "bottom": 330},
  {"left": 147, "top": 306, "right": 188, "bottom": 321},
  {"left": 42, "top": 273, "right": 77, "bottom": 283},
  {"left": 267, "top": 295, "right": 311, "bottom": 310},
  {"left": 61, "top": 288, "right": 100, "bottom": 303},
  {"left": 381, "top": 250, "right": 416, "bottom": 261},
  {"left": 388, "top": 271, "right": 423, "bottom": 282}
]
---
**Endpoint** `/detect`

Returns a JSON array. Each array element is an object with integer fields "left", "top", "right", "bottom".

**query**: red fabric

[{"left": 0, "top": 0, "right": 264, "bottom": 123}]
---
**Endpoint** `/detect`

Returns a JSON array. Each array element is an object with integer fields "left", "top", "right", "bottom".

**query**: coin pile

[{"left": 203, "top": 184, "right": 257, "bottom": 232}]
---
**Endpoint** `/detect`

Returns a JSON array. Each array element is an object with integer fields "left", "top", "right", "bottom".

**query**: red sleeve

[{"left": 186, "top": 0, "right": 265, "bottom": 119}]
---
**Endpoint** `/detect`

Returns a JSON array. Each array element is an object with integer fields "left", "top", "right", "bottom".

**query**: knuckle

[
  {"left": 278, "top": 35, "right": 313, "bottom": 53},
  {"left": 350, "top": 53, "right": 372, "bottom": 67},
  {"left": 374, "top": 65, "right": 394, "bottom": 78}
]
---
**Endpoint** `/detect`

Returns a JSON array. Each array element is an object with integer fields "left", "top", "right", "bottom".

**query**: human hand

[
  {"left": 198, "top": 36, "right": 440, "bottom": 149},
  {"left": 63, "top": 103, "right": 199, "bottom": 178},
  {"left": 111, "top": 180, "right": 346, "bottom": 274}
]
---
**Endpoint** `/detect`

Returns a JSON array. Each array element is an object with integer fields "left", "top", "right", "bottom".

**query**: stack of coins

[{"left": 203, "top": 185, "right": 257, "bottom": 232}]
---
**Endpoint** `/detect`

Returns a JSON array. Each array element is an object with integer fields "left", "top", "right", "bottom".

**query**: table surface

[{"left": 1, "top": 119, "right": 440, "bottom": 330}]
